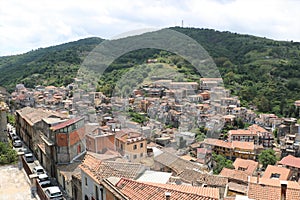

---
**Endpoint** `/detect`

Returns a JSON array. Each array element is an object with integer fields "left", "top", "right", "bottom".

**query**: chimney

[
  {"left": 280, "top": 181, "right": 288, "bottom": 200},
  {"left": 257, "top": 172, "right": 260, "bottom": 183},
  {"left": 165, "top": 192, "right": 171, "bottom": 200}
]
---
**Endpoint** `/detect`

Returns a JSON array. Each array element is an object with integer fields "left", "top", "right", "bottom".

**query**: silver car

[{"left": 44, "top": 186, "right": 63, "bottom": 200}]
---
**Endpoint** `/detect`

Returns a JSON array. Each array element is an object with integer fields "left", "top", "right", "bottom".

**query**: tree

[
  {"left": 192, "top": 127, "right": 207, "bottom": 142},
  {"left": 7, "top": 114, "right": 15, "bottom": 126},
  {"left": 258, "top": 149, "right": 278, "bottom": 169},
  {"left": 235, "top": 118, "right": 245, "bottom": 129},
  {"left": 212, "top": 153, "right": 234, "bottom": 174},
  {"left": 0, "top": 142, "right": 17, "bottom": 165}
]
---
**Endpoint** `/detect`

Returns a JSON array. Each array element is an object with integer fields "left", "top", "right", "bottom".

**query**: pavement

[{"left": 0, "top": 164, "right": 38, "bottom": 200}]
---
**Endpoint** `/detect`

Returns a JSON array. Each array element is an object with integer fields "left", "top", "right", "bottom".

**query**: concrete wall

[
  {"left": 57, "top": 170, "right": 73, "bottom": 198},
  {"left": 81, "top": 171, "right": 105, "bottom": 200}
]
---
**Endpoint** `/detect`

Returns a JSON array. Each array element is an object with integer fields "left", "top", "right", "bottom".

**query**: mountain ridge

[{"left": 1, "top": 27, "right": 299, "bottom": 117}]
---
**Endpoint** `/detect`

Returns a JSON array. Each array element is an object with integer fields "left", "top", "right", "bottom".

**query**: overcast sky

[{"left": 1, "top": 0, "right": 300, "bottom": 56}]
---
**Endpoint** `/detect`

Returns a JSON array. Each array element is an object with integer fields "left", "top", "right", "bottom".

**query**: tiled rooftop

[
  {"left": 219, "top": 168, "right": 249, "bottom": 183},
  {"left": 154, "top": 151, "right": 204, "bottom": 174},
  {"left": 17, "top": 107, "right": 66, "bottom": 126},
  {"left": 228, "top": 130, "right": 254, "bottom": 136},
  {"left": 204, "top": 138, "right": 255, "bottom": 151},
  {"left": 248, "top": 124, "right": 268, "bottom": 133},
  {"left": 115, "top": 178, "right": 219, "bottom": 200},
  {"left": 51, "top": 117, "right": 83, "bottom": 131},
  {"left": 262, "top": 165, "right": 291, "bottom": 180},
  {"left": 96, "top": 161, "right": 145, "bottom": 180},
  {"left": 279, "top": 155, "right": 300, "bottom": 169},
  {"left": 233, "top": 158, "right": 258, "bottom": 176},
  {"left": 80, "top": 153, "right": 146, "bottom": 183},
  {"left": 227, "top": 182, "right": 247, "bottom": 194},
  {"left": 248, "top": 177, "right": 300, "bottom": 200},
  {"left": 80, "top": 154, "right": 103, "bottom": 183},
  {"left": 179, "top": 169, "right": 228, "bottom": 187},
  {"left": 232, "top": 141, "right": 254, "bottom": 150}
]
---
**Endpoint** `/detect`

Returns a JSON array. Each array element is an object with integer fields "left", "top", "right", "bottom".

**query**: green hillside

[
  {"left": 1, "top": 27, "right": 300, "bottom": 117},
  {"left": 0, "top": 37, "right": 103, "bottom": 90}
]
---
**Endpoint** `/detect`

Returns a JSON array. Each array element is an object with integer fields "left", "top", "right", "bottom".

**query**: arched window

[{"left": 85, "top": 195, "right": 89, "bottom": 200}]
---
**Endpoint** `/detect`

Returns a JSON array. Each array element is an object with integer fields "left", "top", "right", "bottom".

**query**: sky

[{"left": 1, "top": 0, "right": 300, "bottom": 56}]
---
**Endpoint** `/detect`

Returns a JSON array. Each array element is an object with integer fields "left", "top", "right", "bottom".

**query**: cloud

[{"left": 1, "top": 0, "right": 300, "bottom": 56}]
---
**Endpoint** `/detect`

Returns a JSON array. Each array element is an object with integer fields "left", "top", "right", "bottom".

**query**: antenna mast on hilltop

[{"left": 181, "top": 20, "right": 184, "bottom": 28}]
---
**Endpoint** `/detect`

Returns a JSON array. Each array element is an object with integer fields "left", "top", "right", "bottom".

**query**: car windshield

[
  {"left": 50, "top": 192, "right": 62, "bottom": 197},
  {"left": 39, "top": 177, "right": 49, "bottom": 181}
]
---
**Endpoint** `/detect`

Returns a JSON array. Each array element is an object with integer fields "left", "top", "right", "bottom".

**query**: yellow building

[
  {"left": 115, "top": 130, "right": 147, "bottom": 162},
  {"left": 204, "top": 138, "right": 259, "bottom": 161}
]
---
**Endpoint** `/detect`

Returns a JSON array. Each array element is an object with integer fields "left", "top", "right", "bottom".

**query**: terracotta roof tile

[
  {"left": 204, "top": 139, "right": 255, "bottom": 151},
  {"left": 248, "top": 124, "right": 268, "bottom": 133},
  {"left": 279, "top": 155, "right": 300, "bottom": 169},
  {"left": 232, "top": 141, "right": 254, "bottom": 150},
  {"left": 179, "top": 169, "right": 228, "bottom": 187},
  {"left": 219, "top": 168, "right": 249, "bottom": 183},
  {"left": 80, "top": 153, "right": 146, "bottom": 183},
  {"left": 233, "top": 158, "right": 258, "bottom": 175},
  {"left": 17, "top": 107, "right": 66, "bottom": 126},
  {"left": 115, "top": 178, "right": 219, "bottom": 200},
  {"left": 228, "top": 129, "right": 254, "bottom": 136},
  {"left": 227, "top": 182, "right": 247, "bottom": 194},
  {"left": 96, "top": 161, "right": 145, "bottom": 179},
  {"left": 79, "top": 154, "right": 102, "bottom": 183},
  {"left": 203, "top": 138, "right": 232, "bottom": 149},
  {"left": 248, "top": 177, "right": 300, "bottom": 200},
  {"left": 51, "top": 117, "right": 83, "bottom": 131},
  {"left": 154, "top": 151, "right": 205, "bottom": 174},
  {"left": 262, "top": 165, "right": 292, "bottom": 180}
]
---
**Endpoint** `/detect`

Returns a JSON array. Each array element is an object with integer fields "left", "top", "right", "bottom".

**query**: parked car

[
  {"left": 38, "top": 174, "right": 51, "bottom": 188},
  {"left": 44, "top": 186, "right": 63, "bottom": 200},
  {"left": 24, "top": 153, "right": 34, "bottom": 163},
  {"left": 13, "top": 140, "right": 22, "bottom": 148},
  {"left": 33, "top": 166, "right": 45, "bottom": 175},
  {"left": 9, "top": 132, "right": 17, "bottom": 139},
  {"left": 18, "top": 147, "right": 30, "bottom": 154},
  {"left": 11, "top": 135, "right": 18, "bottom": 141}
]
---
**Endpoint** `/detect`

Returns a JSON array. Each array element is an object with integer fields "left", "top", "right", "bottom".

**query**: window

[
  {"left": 100, "top": 188, "right": 104, "bottom": 200},
  {"left": 85, "top": 177, "right": 88, "bottom": 186},
  {"left": 140, "top": 153, "right": 143, "bottom": 158},
  {"left": 238, "top": 167, "right": 246, "bottom": 171},
  {"left": 133, "top": 155, "right": 137, "bottom": 159},
  {"left": 133, "top": 144, "right": 137, "bottom": 150},
  {"left": 95, "top": 185, "right": 99, "bottom": 200},
  {"left": 77, "top": 144, "right": 81, "bottom": 154},
  {"left": 140, "top": 143, "right": 143, "bottom": 148},
  {"left": 271, "top": 173, "right": 280, "bottom": 179}
]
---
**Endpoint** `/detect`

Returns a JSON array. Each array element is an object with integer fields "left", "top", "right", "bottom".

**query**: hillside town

[{"left": 1, "top": 75, "right": 300, "bottom": 200}]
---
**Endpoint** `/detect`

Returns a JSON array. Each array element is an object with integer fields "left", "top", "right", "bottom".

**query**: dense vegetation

[
  {"left": 172, "top": 27, "right": 300, "bottom": 117},
  {"left": 1, "top": 27, "right": 300, "bottom": 117},
  {"left": 212, "top": 152, "right": 234, "bottom": 174},
  {"left": 0, "top": 142, "right": 17, "bottom": 164},
  {"left": 258, "top": 149, "right": 278, "bottom": 169},
  {"left": 0, "top": 37, "right": 103, "bottom": 90}
]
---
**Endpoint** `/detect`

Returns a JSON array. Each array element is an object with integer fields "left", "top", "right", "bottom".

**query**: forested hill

[
  {"left": 1, "top": 27, "right": 300, "bottom": 117},
  {"left": 0, "top": 37, "right": 103, "bottom": 90},
  {"left": 171, "top": 27, "right": 300, "bottom": 117}
]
